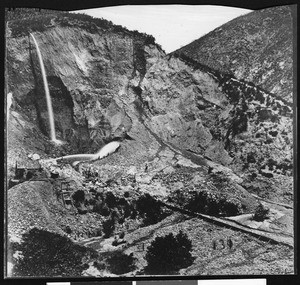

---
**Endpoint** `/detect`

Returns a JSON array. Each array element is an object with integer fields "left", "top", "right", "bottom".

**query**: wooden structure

[
  {"left": 9, "top": 161, "right": 45, "bottom": 188},
  {"left": 14, "top": 161, "right": 43, "bottom": 180},
  {"left": 136, "top": 243, "right": 145, "bottom": 252},
  {"left": 54, "top": 179, "right": 77, "bottom": 208},
  {"left": 60, "top": 180, "right": 74, "bottom": 207}
]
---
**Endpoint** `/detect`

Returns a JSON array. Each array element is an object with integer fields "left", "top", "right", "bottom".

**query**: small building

[
  {"left": 8, "top": 161, "right": 45, "bottom": 188},
  {"left": 14, "top": 161, "right": 42, "bottom": 179}
]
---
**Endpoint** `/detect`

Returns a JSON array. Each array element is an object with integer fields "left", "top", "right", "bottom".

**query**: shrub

[
  {"left": 93, "top": 261, "right": 106, "bottom": 271},
  {"left": 93, "top": 200, "right": 110, "bottom": 216},
  {"left": 100, "top": 203, "right": 111, "bottom": 216},
  {"left": 72, "top": 190, "right": 85, "bottom": 206},
  {"left": 219, "top": 198, "right": 242, "bottom": 216},
  {"left": 112, "top": 237, "right": 119, "bottom": 247},
  {"left": 179, "top": 188, "right": 243, "bottom": 217},
  {"left": 93, "top": 200, "right": 102, "bottom": 213},
  {"left": 123, "top": 203, "right": 133, "bottom": 219},
  {"left": 253, "top": 203, "right": 269, "bottom": 221},
  {"left": 135, "top": 193, "right": 169, "bottom": 225},
  {"left": 64, "top": 226, "right": 72, "bottom": 234},
  {"left": 106, "top": 251, "right": 136, "bottom": 274},
  {"left": 144, "top": 231, "right": 194, "bottom": 274},
  {"left": 205, "top": 193, "right": 221, "bottom": 216},
  {"left": 186, "top": 191, "right": 207, "bottom": 212},
  {"left": 105, "top": 191, "right": 117, "bottom": 208},
  {"left": 119, "top": 231, "right": 125, "bottom": 239},
  {"left": 94, "top": 228, "right": 102, "bottom": 237},
  {"left": 10, "top": 228, "right": 96, "bottom": 277},
  {"left": 102, "top": 216, "right": 115, "bottom": 238}
]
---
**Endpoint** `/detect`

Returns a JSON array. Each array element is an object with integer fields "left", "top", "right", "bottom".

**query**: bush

[
  {"left": 119, "top": 231, "right": 125, "bottom": 239},
  {"left": 93, "top": 200, "right": 102, "bottom": 213},
  {"left": 94, "top": 228, "right": 102, "bottom": 237},
  {"left": 106, "top": 251, "right": 136, "bottom": 274},
  {"left": 253, "top": 203, "right": 269, "bottom": 221},
  {"left": 176, "top": 188, "right": 243, "bottom": 217},
  {"left": 186, "top": 191, "right": 220, "bottom": 216},
  {"left": 144, "top": 231, "right": 194, "bottom": 274},
  {"left": 135, "top": 193, "right": 169, "bottom": 226},
  {"left": 93, "top": 200, "right": 110, "bottom": 216},
  {"left": 63, "top": 225, "right": 72, "bottom": 234},
  {"left": 220, "top": 198, "right": 242, "bottom": 216},
  {"left": 105, "top": 191, "right": 117, "bottom": 208},
  {"left": 102, "top": 216, "right": 115, "bottom": 238},
  {"left": 112, "top": 237, "right": 119, "bottom": 247},
  {"left": 72, "top": 190, "right": 85, "bottom": 206},
  {"left": 93, "top": 261, "right": 106, "bottom": 271},
  {"left": 10, "top": 228, "right": 96, "bottom": 277},
  {"left": 186, "top": 191, "right": 207, "bottom": 212}
]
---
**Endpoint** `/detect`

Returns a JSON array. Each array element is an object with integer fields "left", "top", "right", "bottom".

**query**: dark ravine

[{"left": 6, "top": 7, "right": 294, "bottom": 277}]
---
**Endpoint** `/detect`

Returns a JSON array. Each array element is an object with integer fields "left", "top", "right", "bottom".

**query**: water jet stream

[
  {"left": 56, "top": 141, "right": 121, "bottom": 165},
  {"left": 30, "top": 33, "right": 56, "bottom": 142}
]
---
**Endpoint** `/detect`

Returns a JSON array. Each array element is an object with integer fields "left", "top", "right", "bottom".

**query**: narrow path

[{"left": 250, "top": 193, "right": 293, "bottom": 209}]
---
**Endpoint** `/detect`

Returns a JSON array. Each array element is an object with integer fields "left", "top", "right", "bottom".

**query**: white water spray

[
  {"left": 94, "top": 141, "right": 120, "bottom": 159},
  {"left": 56, "top": 141, "right": 121, "bottom": 165},
  {"left": 30, "top": 33, "right": 57, "bottom": 142}
]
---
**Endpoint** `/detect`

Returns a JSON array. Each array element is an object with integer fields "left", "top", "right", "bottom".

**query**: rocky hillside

[
  {"left": 173, "top": 5, "right": 295, "bottom": 102},
  {"left": 5, "top": 8, "right": 294, "bottom": 277}
]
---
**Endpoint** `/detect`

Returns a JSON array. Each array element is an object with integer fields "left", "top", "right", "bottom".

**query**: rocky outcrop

[
  {"left": 5, "top": 8, "right": 294, "bottom": 277},
  {"left": 6, "top": 8, "right": 293, "bottom": 211}
]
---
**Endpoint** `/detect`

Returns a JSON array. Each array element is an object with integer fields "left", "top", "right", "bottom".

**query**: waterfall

[
  {"left": 7, "top": 92, "right": 12, "bottom": 120},
  {"left": 30, "top": 33, "right": 57, "bottom": 142}
]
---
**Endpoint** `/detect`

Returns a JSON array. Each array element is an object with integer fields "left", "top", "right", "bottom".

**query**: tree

[
  {"left": 144, "top": 231, "right": 194, "bottom": 274},
  {"left": 10, "top": 228, "right": 96, "bottom": 277},
  {"left": 253, "top": 203, "right": 269, "bottom": 221},
  {"left": 106, "top": 251, "right": 136, "bottom": 274},
  {"left": 102, "top": 216, "right": 115, "bottom": 238},
  {"left": 135, "top": 193, "right": 166, "bottom": 225},
  {"left": 72, "top": 190, "right": 85, "bottom": 206}
]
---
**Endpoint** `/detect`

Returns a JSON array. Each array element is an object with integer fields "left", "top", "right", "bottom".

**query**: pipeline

[{"left": 159, "top": 200, "right": 294, "bottom": 248}]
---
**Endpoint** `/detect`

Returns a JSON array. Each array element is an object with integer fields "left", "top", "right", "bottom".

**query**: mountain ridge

[
  {"left": 5, "top": 6, "right": 294, "bottom": 277},
  {"left": 173, "top": 5, "right": 294, "bottom": 102}
]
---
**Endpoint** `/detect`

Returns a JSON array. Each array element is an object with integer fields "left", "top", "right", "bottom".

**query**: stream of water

[
  {"left": 56, "top": 141, "right": 121, "bottom": 164},
  {"left": 30, "top": 33, "right": 57, "bottom": 142}
]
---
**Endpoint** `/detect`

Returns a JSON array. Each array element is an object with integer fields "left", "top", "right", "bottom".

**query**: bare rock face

[
  {"left": 5, "top": 10, "right": 294, "bottom": 277},
  {"left": 204, "top": 142, "right": 233, "bottom": 166},
  {"left": 141, "top": 57, "right": 213, "bottom": 152},
  {"left": 6, "top": 9, "right": 293, "bottom": 205},
  {"left": 7, "top": 26, "right": 138, "bottom": 154}
]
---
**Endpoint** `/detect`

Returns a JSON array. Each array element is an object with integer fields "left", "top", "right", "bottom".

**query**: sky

[{"left": 72, "top": 5, "right": 252, "bottom": 53}]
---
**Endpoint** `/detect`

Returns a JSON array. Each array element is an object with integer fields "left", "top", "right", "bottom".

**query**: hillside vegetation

[
  {"left": 173, "top": 5, "right": 294, "bottom": 102},
  {"left": 5, "top": 6, "right": 294, "bottom": 277}
]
